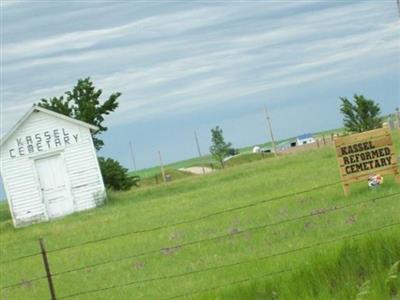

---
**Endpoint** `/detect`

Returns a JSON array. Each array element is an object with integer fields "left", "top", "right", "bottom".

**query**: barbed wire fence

[
  {"left": 0, "top": 182, "right": 399, "bottom": 300},
  {"left": 0, "top": 181, "right": 343, "bottom": 265}
]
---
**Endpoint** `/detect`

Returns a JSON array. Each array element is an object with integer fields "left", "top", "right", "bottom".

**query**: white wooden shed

[{"left": 0, "top": 106, "right": 106, "bottom": 227}]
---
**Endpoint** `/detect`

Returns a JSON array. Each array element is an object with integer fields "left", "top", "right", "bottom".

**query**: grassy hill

[
  {"left": 0, "top": 131, "right": 399, "bottom": 300},
  {"left": 135, "top": 153, "right": 274, "bottom": 187},
  {"left": 129, "top": 128, "right": 345, "bottom": 180},
  {"left": 131, "top": 155, "right": 215, "bottom": 179}
]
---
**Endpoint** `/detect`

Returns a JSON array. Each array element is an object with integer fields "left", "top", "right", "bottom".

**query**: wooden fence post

[
  {"left": 155, "top": 174, "right": 159, "bottom": 184},
  {"left": 39, "top": 238, "right": 57, "bottom": 300}
]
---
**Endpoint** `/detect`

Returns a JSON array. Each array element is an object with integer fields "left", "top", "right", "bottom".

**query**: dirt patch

[
  {"left": 160, "top": 246, "right": 181, "bottom": 256},
  {"left": 169, "top": 230, "right": 184, "bottom": 241},
  {"left": 20, "top": 279, "right": 32, "bottom": 289},
  {"left": 133, "top": 261, "right": 145, "bottom": 270},
  {"left": 229, "top": 227, "right": 240, "bottom": 235},
  {"left": 179, "top": 166, "right": 213, "bottom": 175},
  {"left": 304, "top": 221, "right": 314, "bottom": 229},
  {"left": 346, "top": 214, "right": 357, "bottom": 225},
  {"left": 310, "top": 208, "right": 327, "bottom": 215}
]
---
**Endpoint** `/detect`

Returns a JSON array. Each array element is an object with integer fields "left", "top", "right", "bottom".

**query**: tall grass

[
  {"left": 212, "top": 230, "right": 400, "bottom": 300},
  {"left": 0, "top": 131, "right": 398, "bottom": 300}
]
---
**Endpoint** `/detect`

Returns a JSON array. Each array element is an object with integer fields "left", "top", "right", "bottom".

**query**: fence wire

[
  {"left": 56, "top": 222, "right": 399, "bottom": 299},
  {"left": 0, "top": 181, "right": 341, "bottom": 264},
  {"left": 1, "top": 191, "right": 398, "bottom": 292}
]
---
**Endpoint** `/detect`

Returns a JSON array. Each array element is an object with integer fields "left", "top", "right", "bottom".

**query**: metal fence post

[{"left": 39, "top": 238, "right": 57, "bottom": 300}]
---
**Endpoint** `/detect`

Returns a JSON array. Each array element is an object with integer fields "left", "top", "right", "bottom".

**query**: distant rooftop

[{"left": 297, "top": 133, "right": 313, "bottom": 140}]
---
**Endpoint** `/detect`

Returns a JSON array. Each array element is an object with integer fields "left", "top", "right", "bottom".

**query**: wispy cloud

[
  {"left": 0, "top": 1, "right": 20, "bottom": 8},
  {"left": 1, "top": 1, "right": 399, "bottom": 136},
  {"left": 3, "top": 5, "right": 262, "bottom": 61}
]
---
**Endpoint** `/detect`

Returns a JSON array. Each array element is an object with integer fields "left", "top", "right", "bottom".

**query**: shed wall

[{"left": 0, "top": 111, "right": 105, "bottom": 226}]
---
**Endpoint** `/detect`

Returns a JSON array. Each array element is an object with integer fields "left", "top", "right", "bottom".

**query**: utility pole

[
  {"left": 397, "top": 0, "right": 400, "bottom": 18},
  {"left": 158, "top": 150, "right": 166, "bottom": 183},
  {"left": 194, "top": 131, "right": 206, "bottom": 174},
  {"left": 263, "top": 107, "right": 277, "bottom": 156},
  {"left": 129, "top": 141, "right": 137, "bottom": 171}
]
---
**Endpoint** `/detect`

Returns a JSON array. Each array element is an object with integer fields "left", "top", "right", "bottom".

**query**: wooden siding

[{"left": 0, "top": 111, "right": 105, "bottom": 227}]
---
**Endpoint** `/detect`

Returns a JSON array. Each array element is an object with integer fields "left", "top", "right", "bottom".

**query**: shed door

[{"left": 35, "top": 155, "right": 73, "bottom": 218}]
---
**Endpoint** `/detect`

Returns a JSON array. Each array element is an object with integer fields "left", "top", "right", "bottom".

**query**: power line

[
  {"left": 0, "top": 181, "right": 341, "bottom": 264},
  {"left": 57, "top": 222, "right": 399, "bottom": 299}
]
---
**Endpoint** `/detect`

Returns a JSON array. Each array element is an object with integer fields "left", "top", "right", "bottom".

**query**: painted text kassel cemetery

[{"left": 0, "top": 106, "right": 105, "bottom": 227}]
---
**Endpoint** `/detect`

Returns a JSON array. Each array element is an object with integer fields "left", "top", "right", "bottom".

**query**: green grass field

[
  {"left": 129, "top": 128, "right": 344, "bottom": 180},
  {"left": 0, "top": 131, "right": 399, "bottom": 300}
]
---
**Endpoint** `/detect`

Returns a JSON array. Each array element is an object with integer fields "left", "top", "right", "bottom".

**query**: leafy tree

[
  {"left": 98, "top": 157, "right": 139, "bottom": 191},
  {"left": 340, "top": 94, "right": 382, "bottom": 133},
  {"left": 209, "top": 126, "right": 232, "bottom": 168},
  {"left": 38, "top": 77, "right": 120, "bottom": 150}
]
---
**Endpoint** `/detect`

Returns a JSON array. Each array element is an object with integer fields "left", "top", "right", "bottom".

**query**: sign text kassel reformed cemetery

[{"left": 334, "top": 126, "right": 399, "bottom": 195}]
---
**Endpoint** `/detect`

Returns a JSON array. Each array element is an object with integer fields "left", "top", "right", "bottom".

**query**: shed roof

[
  {"left": 0, "top": 105, "right": 99, "bottom": 147},
  {"left": 297, "top": 133, "right": 313, "bottom": 140}
]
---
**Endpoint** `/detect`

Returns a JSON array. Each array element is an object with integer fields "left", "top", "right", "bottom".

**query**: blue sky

[{"left": 1, "top": 0, "right": 399, "bottom": 176}]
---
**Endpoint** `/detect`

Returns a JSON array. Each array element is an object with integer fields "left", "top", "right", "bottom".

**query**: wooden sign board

[{"left": 334, "top": 126, "right": 399, "bottom": 195}]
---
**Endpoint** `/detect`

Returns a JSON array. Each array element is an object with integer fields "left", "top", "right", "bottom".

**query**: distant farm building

[
  {"left": 0, "top": 106, "right": 106, "bottom": 227},
  {"left": 278, "top": 140, "right": 297, "bottom": 151},
  {"left": 252, "top": 146, "right": 261, "bottom": 153},
  {"left": 296, "top": 133, "right": 315, "bottom": 146},
  {"left": 253, "top": 146, "right": 272, "bottom": 153}
]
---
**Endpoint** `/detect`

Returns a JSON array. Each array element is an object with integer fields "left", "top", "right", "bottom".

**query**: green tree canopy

[
  {"left": 38, "top": 77, "right": 120, "bottom": 150},
  {"left": 98, "top": 157, "right": 139, "bottom": 191},
  {"left": 209, "top": 126, "right": 232, "bottom": 168},
  {"left": 340, "top": 94, "right": 382, "bottom": 133}
]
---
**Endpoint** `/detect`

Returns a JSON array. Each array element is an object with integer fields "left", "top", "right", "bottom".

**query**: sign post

[{"left": 334, "top": 125, "right": 399, "bottom": 196}]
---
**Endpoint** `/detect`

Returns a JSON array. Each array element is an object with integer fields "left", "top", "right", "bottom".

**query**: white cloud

[
  {"left": 3, "top": 5, "right": 260, "bottom": 61},
  {"left": 0, "top": 1, "right": 20, "bottom": 8},
  {"left": 1, "top": 1, "right": 399, "bottom": 136}
]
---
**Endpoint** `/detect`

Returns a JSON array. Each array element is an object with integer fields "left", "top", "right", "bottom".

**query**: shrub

[
  {"left": 98, "top": 157, "right": 139, "bottom": 190},
  {"left": 228, "top": 148, "right": 239, "bottom": 156}
]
